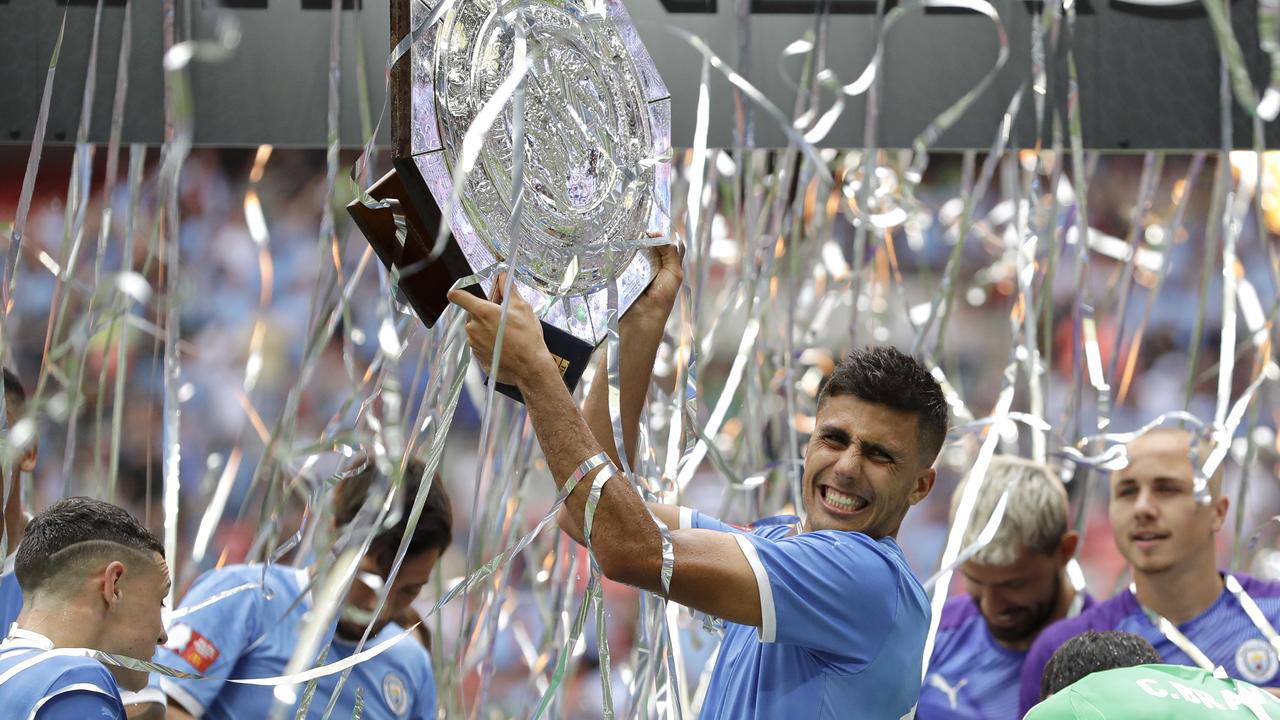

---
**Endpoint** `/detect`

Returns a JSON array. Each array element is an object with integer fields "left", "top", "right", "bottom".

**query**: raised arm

[
  {"left": 563, "top": 244, "right": 682, "bottom": 537},
  {"left": 582, "top": 243, "right": 682, "bottom": 469},
  {"left": 448, "top": 277, "right": 762, "bottom": 627}
]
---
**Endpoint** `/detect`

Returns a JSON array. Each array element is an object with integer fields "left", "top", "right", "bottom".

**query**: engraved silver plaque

[{"left": 400, "top": 0, "right": 671, "bottom": 346}]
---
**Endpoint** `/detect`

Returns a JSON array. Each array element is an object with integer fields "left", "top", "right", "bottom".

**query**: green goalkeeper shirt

[{"left": 1025, "top": 664, "right": 1280, "bottom": 720}]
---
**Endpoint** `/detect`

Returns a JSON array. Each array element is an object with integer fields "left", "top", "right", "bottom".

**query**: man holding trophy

[
  {"left": 350, "top": 0, "right": 945, "bottom": 716},
  {"left": 449, "top": 260, "right": 946, "bottom": 720}
]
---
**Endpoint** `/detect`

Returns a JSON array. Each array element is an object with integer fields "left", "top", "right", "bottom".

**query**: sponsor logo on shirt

[
  {"left": 176, "top": 627, "right": 221, "bottom": 674},
  {"left": 1235, "top": 638, "right": 1279, "bottom": 684},
  {"left": 926, "top": 673, "right": 969, "bottom": 710},
  {"left": 383, "top": 671, "right": 410, "bottom": 716}
]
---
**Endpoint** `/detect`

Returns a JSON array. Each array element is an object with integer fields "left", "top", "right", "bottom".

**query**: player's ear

[
  {"left": 102, "top": 560, "right": 126, "bottom": 610},
  {"left": 1057, "top": 530, "right": 1079, "bottom": 563},
  {"left": 908, "top": 467, "right": 936, "bottom": 506},
  {"left": 1209, "top": 493, "right": 1229, "bottom": 533}
]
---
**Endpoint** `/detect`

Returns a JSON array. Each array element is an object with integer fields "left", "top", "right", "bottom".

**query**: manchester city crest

[
  {"left": 382, "top": 671, "right": 410, "bottom": 717},
  {"left": 1235, "top": 638, "right": 1279, "bottom": 684}
]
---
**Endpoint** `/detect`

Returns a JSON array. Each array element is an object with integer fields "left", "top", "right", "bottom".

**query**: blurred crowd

[{"left": 2, "top": 145, "right": 1279, "bottom": 717}]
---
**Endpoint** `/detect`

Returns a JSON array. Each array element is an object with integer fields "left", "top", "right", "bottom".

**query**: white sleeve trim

[
  {"left": 678, "top": 506, "right": 694, "bottom": 530},
  {"left": 731, "top": 533, "right": 776, "bottom": 643},
  {"left": 160, "top": 677, "right": 207, "bottom": 718},
  {"left": 2, "top": 550, "right": 14, "bottom": 575},
  {"left": 121, "top": 687, "right": 166, "bottom": 707}
]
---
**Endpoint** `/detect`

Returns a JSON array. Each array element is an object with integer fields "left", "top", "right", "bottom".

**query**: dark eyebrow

[
  {"left": 817, "top": 425, "right": 851, "bottom": 444},
  {"left": 859, "top": 439, "right": 901, "bottom": 462}
]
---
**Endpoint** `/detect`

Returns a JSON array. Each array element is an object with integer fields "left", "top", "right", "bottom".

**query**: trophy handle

[
  {"left": 493, "top": 322, "right": 594, "bottom": 404},
  {"left": 347, "top": 169, "right": 596, "bottom": 404}
]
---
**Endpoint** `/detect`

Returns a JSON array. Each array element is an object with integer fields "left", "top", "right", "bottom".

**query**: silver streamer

[{"left": 8, "top": 0, "right": 1280, "bottom": 717}]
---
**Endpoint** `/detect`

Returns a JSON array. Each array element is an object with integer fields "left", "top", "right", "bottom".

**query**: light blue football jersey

[
  {"left": 682, "top": 510, "right": 930, "bottom": 720},
  {"left": 0, "top": 627, "right": 125, "bottom": 719},
  {"left": 0, "top": 552, "right": 24, "bottom": 635},
  {"left": 153, "top": 563, "right": 436, "bottom": 720}
]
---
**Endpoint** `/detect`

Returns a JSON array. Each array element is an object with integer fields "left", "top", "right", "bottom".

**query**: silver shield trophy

[{"left": 349, "top": 0, "right": 672, "bottom": 403}]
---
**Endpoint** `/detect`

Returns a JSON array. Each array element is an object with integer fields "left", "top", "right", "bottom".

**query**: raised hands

[{"left": 447, "top": 276, "right": 556, "bottom": 389}]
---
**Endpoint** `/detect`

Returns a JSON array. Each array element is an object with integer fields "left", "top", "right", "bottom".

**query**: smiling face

[
  {"left": 801, "top": 395, "right": 936, "bottom": 537},
  {"left": 337, "top": 547, "right": 440, "bottom": 641},
  {"left": 1110, "top": 430, "right": 1227, "bottom": 579}
]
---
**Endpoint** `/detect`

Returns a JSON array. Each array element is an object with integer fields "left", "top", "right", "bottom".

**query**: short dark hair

[
  {"left": 1041, "top": 631, "right": 1162, "bottom": 698},
  {"left": 15, "top": 497, "right": 164, "bottom": 594},
  {"left": 331, "top": 457, "right": 452, "bottom": 572},
  {"left": 817, "top": 346, "right": 949, "bottom": 464}
]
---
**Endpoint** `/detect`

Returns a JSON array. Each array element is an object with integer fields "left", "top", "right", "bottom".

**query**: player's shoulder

[
  {"left": 807, "top": 529, "right": 913, "bottom": 573},
  {"left": 206, "top": 562, "right": 294, "bottom": 581},
  {"left": 1077, "top": 588, "right": 1142, "bottom": 626},
  {"left": 192, "top": 562, "right": 297, "bottom": 594},
  {"left": 1032, "top": 592, "right": 1136, "bottom": 651},
  {"left": 1023, "top": 690, "right": 1079, "bottom": 719},
  {"left": 374, "top": 622, "right": 434, "bottom": 680},
  {"left": 937, "top": 594, "right": 982, "bottom": 632},
  {"left": 9, "top": 649, "right": 120, "bottom": 693},
  {"left": 791, "top": 527, "right": 901, "bottom": 554},
  {"left": 744, "top": 514, "right": 800, "bottom": 537},
  {"left": 1233, "top": 572, "right": 1280, "bottom": 599},
  {"left": 55, "top": 653, "right": 120, "bottom": 689},
  {"left": 786, "top": 530, "right": 917, "bottom": 596}
]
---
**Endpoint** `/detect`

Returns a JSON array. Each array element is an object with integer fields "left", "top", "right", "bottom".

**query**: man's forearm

[
  {"left": 522, "top": 361, "right": 663, "bottom": 590},
  {"left": 568, "top": 314, "right": 666, "bottom": 543},
  {"left": 583, "top": 315, "right": 667, "bottom": 470}
]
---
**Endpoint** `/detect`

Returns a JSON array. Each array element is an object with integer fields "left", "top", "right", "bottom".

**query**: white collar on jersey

[{"left": 1, "top": 626, "right": 53, "bottom": 652}]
